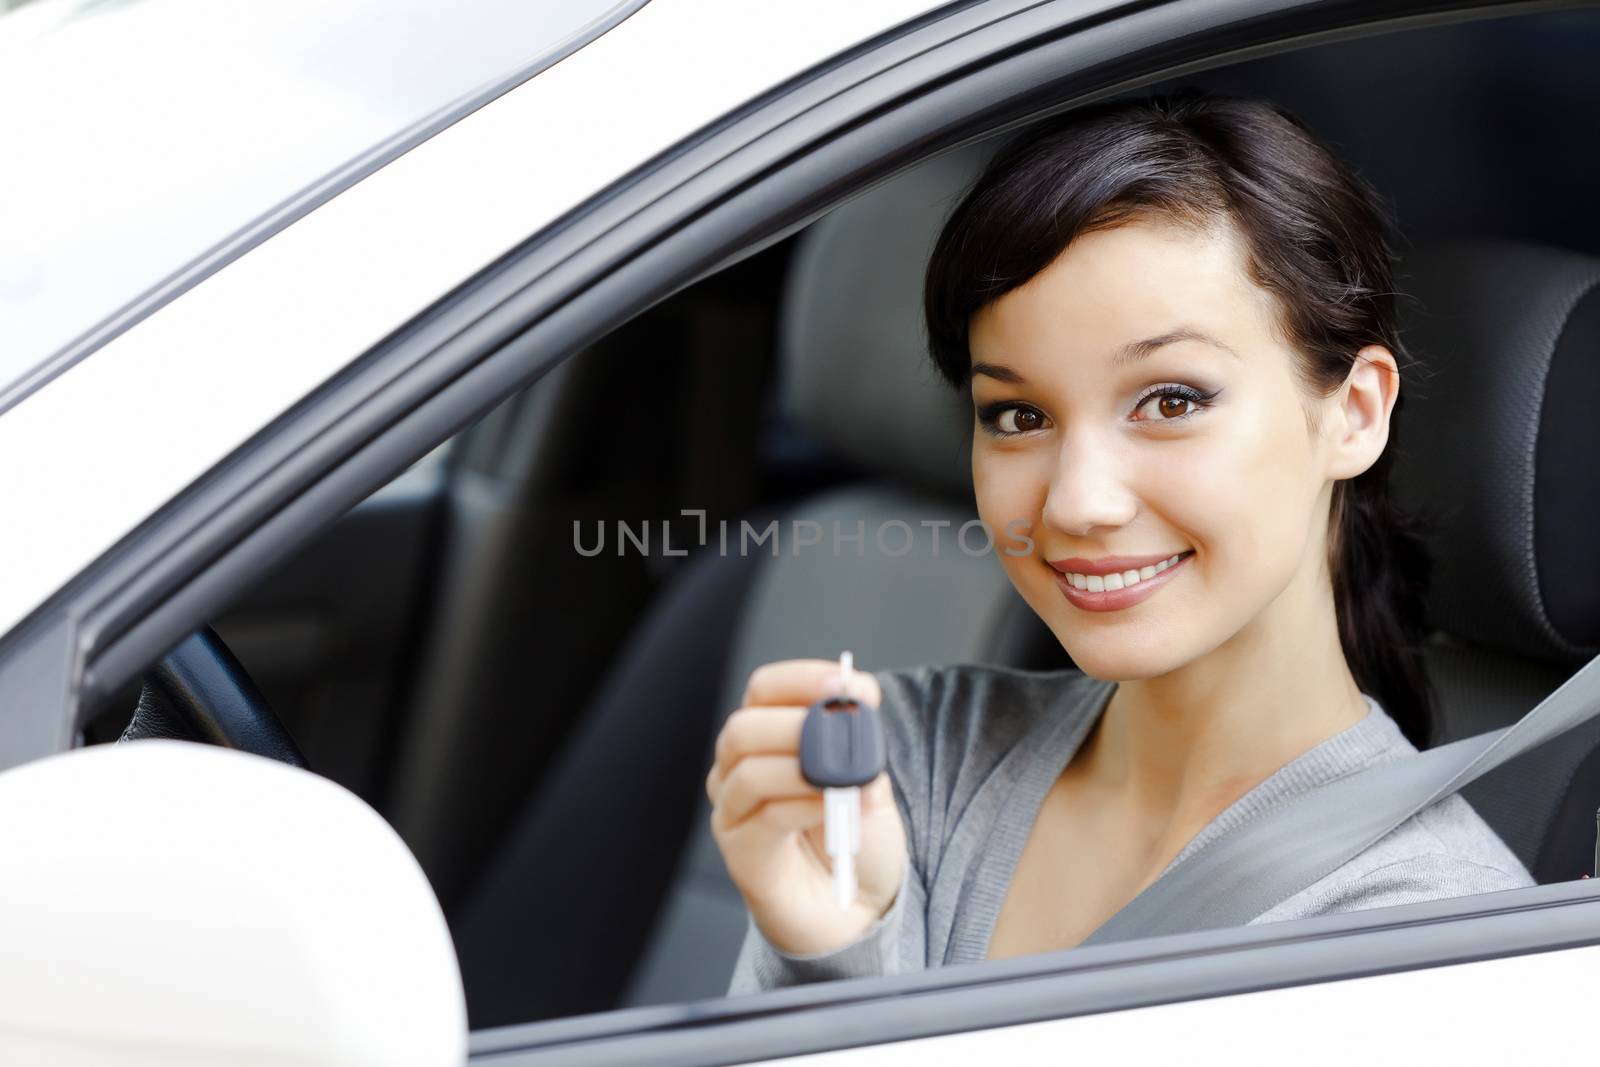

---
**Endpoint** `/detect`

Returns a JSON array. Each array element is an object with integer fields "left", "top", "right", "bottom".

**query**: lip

[
  {"left": 1047, "top": 551, "right": 1187, "bottom": 576},
  {"left": 1049, "top": 550, "right": 1194, "bottom": 613}
]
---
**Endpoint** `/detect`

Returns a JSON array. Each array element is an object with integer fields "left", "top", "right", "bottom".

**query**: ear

[{"left": 1324, "top": 345, "right": 1399, "bottom": 481}]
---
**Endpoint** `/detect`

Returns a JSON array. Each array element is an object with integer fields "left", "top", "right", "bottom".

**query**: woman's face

[{"left": 968, "top": 215, "right": 1358, "bottom": 681}]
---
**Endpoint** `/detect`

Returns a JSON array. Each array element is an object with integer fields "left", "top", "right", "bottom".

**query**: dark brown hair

[{"left": 923, "top": 88, "right": 1435, "bottom": 747}]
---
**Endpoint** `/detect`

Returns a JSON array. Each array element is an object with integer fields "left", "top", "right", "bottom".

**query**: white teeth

[{"left": 1062, "top": 552, "right": 1188, "bottom": 591}]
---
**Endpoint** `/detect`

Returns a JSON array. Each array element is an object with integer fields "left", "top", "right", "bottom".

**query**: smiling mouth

[
  {"left": 1052, "top": 550, "right": 1194, "bottom": 592},
  {"left": 1045, "top": 549, "right": 1195, "bottom": 612}
]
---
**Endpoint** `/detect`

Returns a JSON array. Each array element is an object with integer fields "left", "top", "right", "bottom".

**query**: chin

[
  {"left": 1015, "top": 567, "right": 1208, "bottom": 680},
  {"left": 1044, "top": 617, "right": 1195, "bottom": 681},
  {"left": 1059, "top": 643, "right": 1184, "bottom": 682}
]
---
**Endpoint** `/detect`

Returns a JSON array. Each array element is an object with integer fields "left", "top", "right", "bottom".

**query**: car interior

[{"left": 77, "top": 5, "right": 1600, "bottom": 1033}]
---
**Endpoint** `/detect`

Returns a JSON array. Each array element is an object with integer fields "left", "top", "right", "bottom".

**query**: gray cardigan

[{"left": 728, "top": 663, "right": 1533, "bottom": 993}]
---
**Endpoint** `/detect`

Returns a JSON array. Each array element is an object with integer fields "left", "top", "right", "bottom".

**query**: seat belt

[{"left": 1080, "top": 649, "right": 1600, "bottom": 946}]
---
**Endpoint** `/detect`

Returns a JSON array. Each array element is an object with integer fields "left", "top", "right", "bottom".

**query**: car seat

[{"left": 1387, "top": 238, "right": 1600, "bottom": 882}]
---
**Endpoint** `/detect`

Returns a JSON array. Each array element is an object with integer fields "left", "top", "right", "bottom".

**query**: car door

[{"left": 4, "top": 0, "right": 1600, "bottom": 1064}]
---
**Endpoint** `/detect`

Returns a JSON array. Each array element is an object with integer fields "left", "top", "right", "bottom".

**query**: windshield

[{"left": 0, "top": 0, "right": 635, "bottom": 405}]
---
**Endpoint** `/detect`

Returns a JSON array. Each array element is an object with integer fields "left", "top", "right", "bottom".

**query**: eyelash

[{"left": 975, "top": 384, "right": 1221, "bottom": 439}]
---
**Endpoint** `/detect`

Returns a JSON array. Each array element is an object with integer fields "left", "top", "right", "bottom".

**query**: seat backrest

[{"left": 1388, "top": 239, "right": 1600, "bottom": 879}]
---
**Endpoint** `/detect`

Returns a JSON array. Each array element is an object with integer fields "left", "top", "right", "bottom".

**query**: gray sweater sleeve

[
  {"left": 725, "top": 667, "right": 935, "bottom": 994},
  {"left": 725, "top": 848, "right": 925, "bottom": 993}
]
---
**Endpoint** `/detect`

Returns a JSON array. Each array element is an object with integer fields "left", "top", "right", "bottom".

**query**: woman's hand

[{"left": 707, "top": 659, "right": 907, "bottom": 957}]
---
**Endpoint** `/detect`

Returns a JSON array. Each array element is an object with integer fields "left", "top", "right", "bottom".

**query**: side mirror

[{"left": 0, "top": 739, "right": 465, "bottom": 1065}]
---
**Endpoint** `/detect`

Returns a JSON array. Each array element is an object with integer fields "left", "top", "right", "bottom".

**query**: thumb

[
  {"left": 820, "top": 671, "right": 875, "bottom": 707},
  {"left": 838, "top": 666, "right": 881, "bottom": 709}
]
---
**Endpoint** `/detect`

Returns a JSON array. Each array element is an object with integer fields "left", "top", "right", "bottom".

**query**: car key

[{"left": 798, "top": 651, "right": 886, "bottom": 907}]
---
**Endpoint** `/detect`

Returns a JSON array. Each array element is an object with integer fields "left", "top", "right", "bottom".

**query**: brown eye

[
  {"left": 1157, "top": 395, "right": 1190, "bottom": 419},
  {"left": 978, "top": 402, "right": 1051, "bottom": 437},
  {"left": 1001, "top": 407, "right": 1043, "bottom": 433},
  {"left": 1133, "top": 385, "right": 1214, "bottom": 423}
]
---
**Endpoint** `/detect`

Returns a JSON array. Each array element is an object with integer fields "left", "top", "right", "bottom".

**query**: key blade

[
  {"left": 834, "top": 847, "right": 854, "bottom": 907},
  {"left": 823, "top": 787, "right": 847, "bottom": 854},
  {"left": 824, "top": 786, "right": 861, "bottom": 908}
]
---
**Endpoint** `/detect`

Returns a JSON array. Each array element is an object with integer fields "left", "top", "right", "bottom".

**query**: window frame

[
  {"left": 2, "top": 0, "right": 1597, "bottom": 1060},
  {"left": 473, "top": 879, "right": 1600, "bottom": 1063}
]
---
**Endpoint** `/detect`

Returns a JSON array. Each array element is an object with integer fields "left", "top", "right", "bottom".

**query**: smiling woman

[
  {"left": 937, "top": 90, "right": 1433, "bottom": 747},
  {"left": 964, "top": 216, "right": 1397, "bottom": 694},
  {"left": 716, "top": 88, "right": 1534, "bottom": 990}
]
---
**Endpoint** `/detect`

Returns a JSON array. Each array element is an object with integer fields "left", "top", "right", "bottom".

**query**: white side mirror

[{"left": 0, "top": 739, "right": 466, "bottom": 1066}]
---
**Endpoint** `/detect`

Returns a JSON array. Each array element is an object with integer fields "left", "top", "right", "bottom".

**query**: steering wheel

[{"left": 118, "top": 625, "right": 307, "bottom": 769}]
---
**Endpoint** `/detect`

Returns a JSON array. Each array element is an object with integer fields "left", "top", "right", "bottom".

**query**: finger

[
  {"left": 712, "top": 706, "right": 807, "bottom": 784},
  {"left": 860, "top": 771, "right": 895, "bottom": 813},
  {"left": 742, "top": 658, "right": 881, "bottom": 709},
  {"left": 740, "top": 659, "right": 834, "bottom": 707},
  {"left": 713, "top": 755, "right": 818, "bottom": 830},
  {"left": 735, "top": 795, "right": 825, "bottom": 836}
]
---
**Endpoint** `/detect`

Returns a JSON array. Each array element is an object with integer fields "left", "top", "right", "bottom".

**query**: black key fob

[{"left": 799, "top": 693, "right": 885, "bottom": 788}]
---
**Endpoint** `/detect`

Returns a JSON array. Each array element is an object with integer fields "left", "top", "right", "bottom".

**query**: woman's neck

[{"left": 1078, "top": 565, "right": 1371, "bottom": 831}]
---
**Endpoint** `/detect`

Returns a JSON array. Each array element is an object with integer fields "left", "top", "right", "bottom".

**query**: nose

[{"left": 1040, "top": 428, "right": 1139, "bottom": 538}]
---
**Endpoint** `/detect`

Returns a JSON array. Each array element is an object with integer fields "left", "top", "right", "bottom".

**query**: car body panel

[{"left": 739, "top": 942, "right": 1600, "bottom": 1065}]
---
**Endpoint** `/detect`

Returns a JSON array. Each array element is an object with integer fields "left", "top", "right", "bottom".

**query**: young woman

[{"left": 706, "top": 89, "right": 1533, "bottom": 991}]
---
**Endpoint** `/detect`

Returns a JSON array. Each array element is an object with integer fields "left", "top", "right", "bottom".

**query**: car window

[
  {"left": 70, "top": 2, "right": 1600, "bottom": 1051},
  {"left": 0, "top": 0, "right": 636, "bottom": 399}
]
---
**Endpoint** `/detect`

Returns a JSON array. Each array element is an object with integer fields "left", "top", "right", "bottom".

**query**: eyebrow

[
  {"left": 1114, "top": 326, "right": 1239, "bottom": 366},
  {"left": 970, "top": 326, "right": 1239, "bottom": 384}
]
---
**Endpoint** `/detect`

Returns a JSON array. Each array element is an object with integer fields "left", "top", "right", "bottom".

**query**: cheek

[
  {"left": 972, "top": 447, "right": 1041, "bottom": 531},
  {"left": 972, "top": 447, "right": 1049, "bottom": 577},
  {"left": 1148, "top": 403, "right": 1319, "bottom": 571}
]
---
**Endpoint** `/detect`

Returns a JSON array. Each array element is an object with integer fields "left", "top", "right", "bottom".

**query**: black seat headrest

[
  {"left": 1392, "top": 239, "right": 1600, "bottom": 664},
  {"left": 777, "top": 142, "right": 998, "bottom": 496}
]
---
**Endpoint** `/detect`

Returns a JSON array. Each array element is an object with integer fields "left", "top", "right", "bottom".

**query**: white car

[{"left": 3, "top": 0, "right": 1600, "bottom": 1063}]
